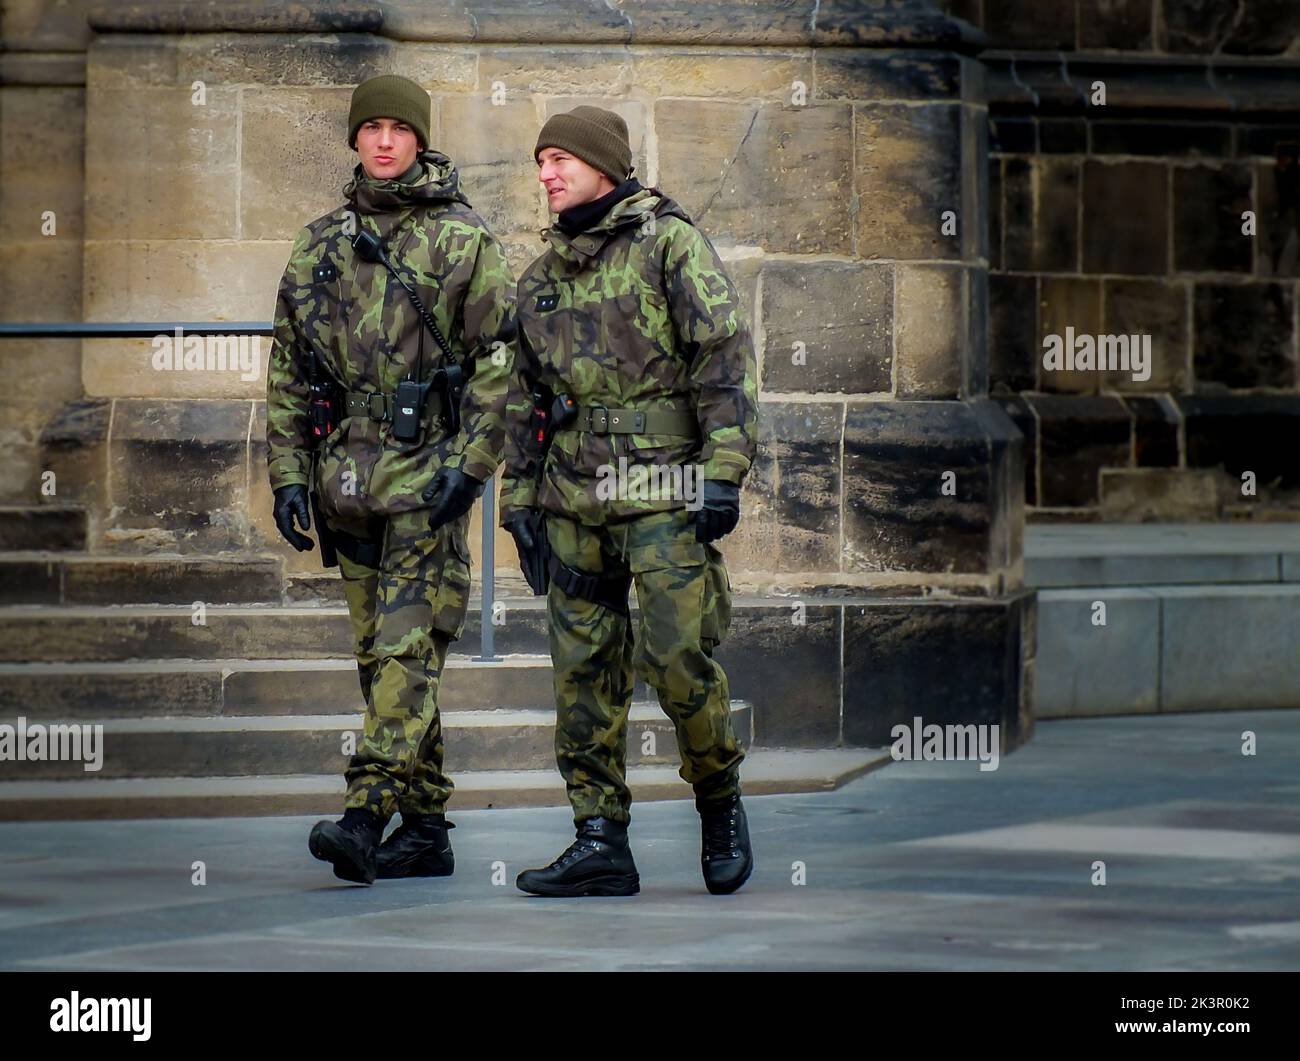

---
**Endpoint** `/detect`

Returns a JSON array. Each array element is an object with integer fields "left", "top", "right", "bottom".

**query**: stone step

[
  {"left": 0, "top": 655, "right": 555, "bottom": 717},
  {"left": 0, "top": 553, "right": 285, "bottom": 606},
  {"left": 0, "top": 506, "right": 87, "bottom": 552},
  {"left": 1025, "top": 522, "right": 1300, "bottom": 588},
  {"left": 0, "top": 747, "right": 888, "bottom": 820},
  {"left": 0, "top": 702, "right": 753, "bottom": 780},
  {"left": 1033, "top": 584, "right": 1300, "bottom": 717}
]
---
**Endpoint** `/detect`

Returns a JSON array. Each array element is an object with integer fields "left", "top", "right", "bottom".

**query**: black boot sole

[
  {"left": 309, "top": 823, "right": 376, "bottom": 886},
  {"left": 376, "top": 853, "right": 455, "bottom": 880},
  {"left": 516, "top": 872, "right": 640, "bottom": 897}
]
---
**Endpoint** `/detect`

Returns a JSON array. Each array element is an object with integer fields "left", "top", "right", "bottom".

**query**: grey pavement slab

[{"left": 1, "top": 709, "right": 1298, "bottom": 971}]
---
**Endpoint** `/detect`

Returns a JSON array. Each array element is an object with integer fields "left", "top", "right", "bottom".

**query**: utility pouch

[{"left": 392, "top": 378, "right": 431, "bottom": 443}]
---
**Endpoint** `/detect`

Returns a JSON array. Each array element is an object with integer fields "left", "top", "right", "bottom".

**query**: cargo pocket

[
  {"left": 433, "top": 512, "right": 473, "bottom": 642},
  {"left": 379, "top": 509, "right": 471, "bottom": 644},
  {"left": 700, "top": 542, "right": 732, "bottom": 649}
]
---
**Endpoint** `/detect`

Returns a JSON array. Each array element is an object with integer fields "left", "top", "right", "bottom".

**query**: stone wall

[
  {"left": 7, "top": 0, "right": 1026, "bottom": 600},
  {"left": 938, "top": 0, "right": 1300, "bottom": 521}
]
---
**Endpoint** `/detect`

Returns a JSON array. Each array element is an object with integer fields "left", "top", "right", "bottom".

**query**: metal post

[{"left": 475, "top": 473, "right": 498, "bottom": 662}]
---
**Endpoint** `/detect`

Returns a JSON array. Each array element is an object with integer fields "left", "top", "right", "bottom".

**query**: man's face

[
  {"left": 537, "top": 147, "right": 615, "bottom": 213},
  {"left": 356, "top": 118, "right": 420, "bottom": 180}
]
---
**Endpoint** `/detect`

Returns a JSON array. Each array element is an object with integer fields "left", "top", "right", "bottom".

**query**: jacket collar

[
  {"left": 542, "top": 187, "right": 693, "bottom": 263},
  {"left": 343, "top": 149, "right": 470, "bottom": 216}
]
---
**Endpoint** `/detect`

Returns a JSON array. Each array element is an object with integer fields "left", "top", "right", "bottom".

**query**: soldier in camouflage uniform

[
  {"left": 500, "top": 106, "right": 758, "bottom": 896},
  {"left": 266, "top": 75, "right": 516, "bottom": 885}
]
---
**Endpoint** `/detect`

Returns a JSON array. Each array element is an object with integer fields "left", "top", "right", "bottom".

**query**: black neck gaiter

[{"left": 556, "top": 177, "right": 643, "bottom": 235}]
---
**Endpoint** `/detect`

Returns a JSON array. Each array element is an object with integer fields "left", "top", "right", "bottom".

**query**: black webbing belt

[{"left": 547, "top": 553, "right": 632, "bottom": 617}]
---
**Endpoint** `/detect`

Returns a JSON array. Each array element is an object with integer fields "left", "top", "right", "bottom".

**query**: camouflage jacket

[
  {"left": 266, "top": 150, "right": 517, "bottom": 534},
  {"left": 499, "top": 187, "right": 758, "bottom": 525}
]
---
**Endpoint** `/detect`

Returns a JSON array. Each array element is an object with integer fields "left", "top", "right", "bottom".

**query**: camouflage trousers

[
  {"left": 335, "top": 507, "right": 473, "bottom": 821},
  {"left": 546, "top": 507, "right": 744, "bottom": 824}
]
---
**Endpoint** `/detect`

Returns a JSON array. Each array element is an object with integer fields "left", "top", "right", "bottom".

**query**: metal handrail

[{"left": 0, "top": 321, "right": 499, "bottom": 661}]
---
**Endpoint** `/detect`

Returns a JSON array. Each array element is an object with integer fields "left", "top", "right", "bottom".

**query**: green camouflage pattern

[
  {"left": 546, "top": 508, "right": 743, "bottom": 822},
  {"left": 499, "top": 186, "right": 758, "bottom": 525},
  {"left": 340, "top": 507, "right": 473, "bottom": 819},
  {"left": 266, "top": 150, "right": 517, "bottom": 536}
]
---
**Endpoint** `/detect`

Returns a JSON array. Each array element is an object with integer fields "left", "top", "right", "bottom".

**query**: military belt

[
  {"left": 561, "top": 405, "right": 697, "bottom": 437},
  {"left": 345, "top": 389, "right": 441, "bottom": 423}
]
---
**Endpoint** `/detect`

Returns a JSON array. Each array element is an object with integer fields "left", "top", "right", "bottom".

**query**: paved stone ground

[{"left": 1, "top": 709, "right": 1297, "bottom": 971}]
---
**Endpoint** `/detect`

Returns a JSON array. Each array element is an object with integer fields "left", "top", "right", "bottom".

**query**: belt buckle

[
  {"left": 588, "top": 404, "right": 609, "bottom": 435},
  {"left": 368, "top": 392, "right": 388, "bottom": 421}
]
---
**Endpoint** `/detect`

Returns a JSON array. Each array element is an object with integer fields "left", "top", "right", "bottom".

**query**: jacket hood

[
  {"left": 344, "top": 149, "right": 471, "bottom": 216},
  {"left": 544, "top": 187, "right": 693, "bottom": 260}
]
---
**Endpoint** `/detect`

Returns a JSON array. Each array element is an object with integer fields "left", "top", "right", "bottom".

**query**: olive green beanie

[
  {"left": 348, "top": 74, "right": 431, "bottom": 150},
  {"left": 534, "top": 105, "right": 632, "bottom": 182}
]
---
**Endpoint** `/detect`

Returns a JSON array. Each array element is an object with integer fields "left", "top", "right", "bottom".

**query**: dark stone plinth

[
  {"left": 843, "top": 591, "right": 1034, "bottom": 752},
  {"left": 1026, "top": 395, "right": 1131, "bottom": 508},
  {"left": 842, "top": 400, "right": 1022, "bottom": 576},
  {"left": 1179, "top": 394, "right": 1300, "bottom": 486},
  {"left": 1124, "top": 396, "right": 1180, "bottom": 468}
]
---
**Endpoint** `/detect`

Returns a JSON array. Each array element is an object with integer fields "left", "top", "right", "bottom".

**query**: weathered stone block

[
  {"left": 1082, "top": 160, "right": 1168, "bottom": 275},
  {"left": 440, "top": 96, "right": 546, "bottom": 235},
  {"left": 85, "top": 87, "right": 239, "bottom": 240},
  {"left": 760, "top": 260, "right": 892, "bottom": 394},
  {"left": 1090, "top": 120, "right": 1231, "bottom": 158},
  {"left": 895, "top": 264, "right": 964, "bottom": 399},
  {"left": 0, "top": 87, "right": 85, "bottom": 241},
  {"left": 38, "top": 399, "right": 111, "bottom": 513},
  {"left": 1034, "top": 158, "right": 1080, "bottom": 272},
  {"left": 1179, "top": 394, "right": 1300, "bottom": 485},
  {"left": 984, "top": 2, "right": 1076, "bottom": 48},
  {"left": 1102, "top": 278, "right": 1189, "bottom": 392},
  {"left": 854, "top": 102, "right": 963, "bottom": 261},
  {"left": 637, "top": 49, "right": 811, "bottom": 100},
  {"left": 1027, "top": 394, "right": 1131, "bottom": 508},
  {"left": 107, "top": 399, "right": 251, "bottom": 552},
  {"left": 988, "top": 273, "right": 1037, "bottom": 393},
  {"left": 1193, "top": 282, "right": 1295, "bottom": 389},
  {"left": 1173, "top": 164, "right": 1253, "bottom": 273},
  {"left": 843, "top": 593, "right": 1032, "bottom": 750},
  {"left": 1039, "top": 118, "right": 1085, "bottom": 154},
  {"left": 1098, "top": 468, "right": 1219, "bottom": 522},
  {"left": 1255, "top": 160, "right": 1300, "bottom": 278},
  {"left": 726, "top": 402, "right": 842, "bottom": 575},
  {"left": 81, "top": 240, "right": 291, "bottom": 398},
  {"left": 842, "top": 400, "right": 1019, "bottom": 575},
  {"left": 715, "top": 604, "right": 841, "bottom": 746},
  {"left": 240, "top": 88, "right": 359, "bottom": 241},
  {"left": 1124, "top": 394, "right": 1180, "bottom": 467},
  {"left": 1078, "top": 0, "right": 1154, "bottom": 50},
  {"left": 1038, "top": 277, "right": 1102, "bottom": 394},
  {"left": 659, "top": 101, "right": 853, "bottom": 254},
  {"left": 815, "top": 49, "right": 973, "bottom": 102}
]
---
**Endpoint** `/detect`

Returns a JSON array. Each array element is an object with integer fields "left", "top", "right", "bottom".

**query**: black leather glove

[
  {"left": 690, "top": 480, "right": 741, "bottom": 544},
  {"left": 423, "top": 466, "right": 484, "bottom": 532},
  {"left": 273, "top": 483, "right": 314, "bottom": 552},
  {"left": 504, "top": 511, "right": 551, "bottom": 595}
]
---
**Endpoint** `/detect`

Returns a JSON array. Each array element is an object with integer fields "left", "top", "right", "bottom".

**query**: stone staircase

[{"left": 0, "top": 503, "right": 888, "bottom": 820}]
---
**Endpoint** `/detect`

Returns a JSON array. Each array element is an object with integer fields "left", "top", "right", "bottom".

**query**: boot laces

[{"left": 702, "top": 811, "right": 740, "bottom": 859}]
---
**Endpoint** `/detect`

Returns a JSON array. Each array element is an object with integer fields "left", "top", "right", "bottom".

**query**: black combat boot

[
  {"left": 516, "top": 817, "right": 640, "bottom": 897},
  {"left": 376, "top": 813, "right": 456, "bottom": 879},
  {"left": 308, "top": 807, "right": 385, "bottom": 885},
  {"left": 698, "top": 796, "right": 753, "bottom": 895}
]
